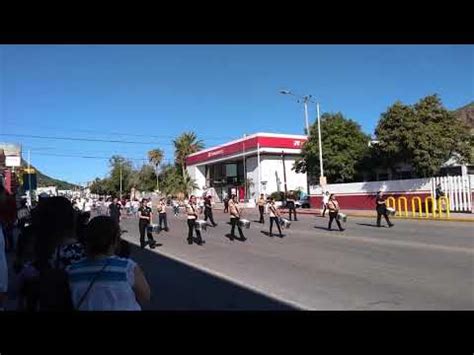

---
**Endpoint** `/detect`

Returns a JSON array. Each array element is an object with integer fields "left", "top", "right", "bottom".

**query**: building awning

[{"left": 186, "top": 132, "right": 307, "bottom": 167}]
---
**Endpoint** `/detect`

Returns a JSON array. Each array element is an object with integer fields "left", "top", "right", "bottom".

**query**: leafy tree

[
  {"left": 107, "top": 155, "right": 134, "bottom": 196},
  {"left": 294, "top": 113, "right": 371, "bottom": 183},
  {"left": 374, "top": 95, "right": 473, "bottom": 177},
  {"left": 173, "top": 132, "right": 204, "bottom": 177},
  {"left": 147, "top": 148, "right": 164, "bottom": 191}
]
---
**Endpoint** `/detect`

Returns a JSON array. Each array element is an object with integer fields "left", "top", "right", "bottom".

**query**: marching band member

[
  {"left": 286, "top": 192, "right": 298, "bottom": 221},
  {"left": 138, "top": 199, "right": 156, "bottom": 249},
  {"left": 157, "top": 198, "right": 169, "bottom": 232},
  {"left": 204, "top": 195, "right": 217, "bottom": 227},
  {"left": 257, "top": 193, "right": 266, "bottom": 224},
  {"left": 267, "top": 197, "right": 283, "bottom": 238},
  {"left": 321, "top": 191, "right": 330, "bottom": 217},
  {"left": 327, "top": 194, "right": 344, "bottom": 232},
  {"left": 186, "top": 195, "right": 204, "bottom": 246},
  {"left": 228, "top": 194, "right": 245, "bottom": 241},
  {"left": 376, "top": 191, "right": 394, "bottom": 228}
]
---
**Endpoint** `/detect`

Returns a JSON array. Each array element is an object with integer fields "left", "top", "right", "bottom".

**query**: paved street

[{"left": 119, "top": 208, "right": 474, "bottom": 310}]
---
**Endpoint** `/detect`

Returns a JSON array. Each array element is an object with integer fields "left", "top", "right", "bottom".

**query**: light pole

[
  {"left": 119, "top": 162, "right": 123, "bottom": 200},
  {"left": 280, "top": 89, "right": 325, "bottom": 182}
]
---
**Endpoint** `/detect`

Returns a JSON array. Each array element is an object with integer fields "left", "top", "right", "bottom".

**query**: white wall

[
  {"left": 245, "top": 156, "right": 259, "bottom": 200},
  {"left": 310, "top": 178, "right": 433, "bottom": 195},
  {"left": 187, "top": 165, "right": 206, "bottom": 196},
  {"left": 260, "top": 156, "right": 307, "bottom": 196}
]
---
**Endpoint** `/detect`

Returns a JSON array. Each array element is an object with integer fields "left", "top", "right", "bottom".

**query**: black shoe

[
  {"left": 279, "top": 234, "right": 283, "bottom": 238},
  {"left": 148, "top": 240, "right": 156, "bottom": 249},
  {"left": 213, "top": 224, "right": 218, "bottom": 227},
  {"left": 327, "top": 228, "right": 332, "bottom": 231},
  {"left": 388, "top": 224, "right": 394, "bottom": 228},
  {"left": 229, "top": 235, "right": 235, "bottom": 241},
  {"left": 339, "top": 228, "right": 345, "bottom": 232},
  {"left": 377, "top": 225, "right": 381, "bottom": 228},
  {"left": 187, "top": 239, "right": 193, "bottom": 245},
  {"left": 197, "top": 240, "right": 205, "bottom": 246}
]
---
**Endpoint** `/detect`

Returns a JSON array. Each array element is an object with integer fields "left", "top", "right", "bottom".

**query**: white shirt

[
  {"left": 268, "top": 203, "right": 278, "bottom": 218},
  {"left": 67, "top": 256, "right": 140, "bottom": 311},
  {"left": 84, "top": 201, "right": 92, "bottom": 212},
  {"left": 323, "top": 195, "right": 330, "bottom": 204}
]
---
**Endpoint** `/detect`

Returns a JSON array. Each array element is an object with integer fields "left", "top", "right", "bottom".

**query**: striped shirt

[{"left": 66, "top": 256, "right": 140, "bottom": 311}]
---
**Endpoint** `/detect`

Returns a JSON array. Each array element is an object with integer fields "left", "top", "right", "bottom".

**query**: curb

[{"left": 213, "top": 208, "right": 474, "bottom": 223}]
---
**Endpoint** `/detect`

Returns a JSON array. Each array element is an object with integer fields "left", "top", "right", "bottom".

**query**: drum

[
  {"left": 336, "top": 213, "right": 347, "bottom": 223},
  {"left": 238, "top": 219, "right": 251, "bottom": 229},
  {"left": 386, "top": 207, "right": 396, "bottom": 216},
  {"left": 279, "top": 218, "right": 291, "bottom": 229},
  {"left": 195, "top": 219, "right": 208, "bottom": 232},
  {"left": 146, "top": 224, "right": 160, "bottom": 237}
]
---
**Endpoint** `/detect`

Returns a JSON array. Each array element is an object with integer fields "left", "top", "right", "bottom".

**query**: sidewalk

[{"left": 213, "top": 205, "right": 474, "bottom": 222}]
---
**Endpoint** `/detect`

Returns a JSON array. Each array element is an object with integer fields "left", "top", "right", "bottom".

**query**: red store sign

[{"left": 186, "top": 135, "right": 307, "bottom": 166}]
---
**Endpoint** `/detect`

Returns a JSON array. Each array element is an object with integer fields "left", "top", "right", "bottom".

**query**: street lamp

[{"left": 280, "top": 89, "right": 324, "bottom": 179}]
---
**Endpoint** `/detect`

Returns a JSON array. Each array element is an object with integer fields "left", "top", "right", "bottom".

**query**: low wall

[{"left": 309, "top": 178, "right": 434, "bottom": 211}]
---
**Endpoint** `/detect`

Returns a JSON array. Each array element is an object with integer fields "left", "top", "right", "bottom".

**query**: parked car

[{"left": 295, "top": 196, "right": 311, "bottom": 208}]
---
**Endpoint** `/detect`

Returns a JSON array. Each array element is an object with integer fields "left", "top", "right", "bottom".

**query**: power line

[
  {"left": 27, "top": 151, "right": 176, "bottom": 163},
  {"left": 3, "top": 122, "right": 236, "bottom": 141},
  {"left": 0, "top": 133, "right": 161, "bottom": 145}
]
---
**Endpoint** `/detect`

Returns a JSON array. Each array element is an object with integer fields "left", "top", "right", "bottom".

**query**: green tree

[
  {"left": 108, "top": 155, "right": 134, "bottom": 197},
  {"left": 129, "top": 164, "right": 157, "bottom": 192},
  {"left": 173, "top": 132, "right": 204, "bottom": 177},
  {"left": 157, "top": 164, "right": 198, "bottom": 197},
  {"left": 374, "top": 95, "right": 473, "bottom": 177},
  {"left": 89, "top": 177, "right": 109, "bottom": 195},
  {"left": 147, "top": 148, "right": 164, "bottom": 191},
  {"left": 294, "top": 112, "right": 371, "bottom": 183}
]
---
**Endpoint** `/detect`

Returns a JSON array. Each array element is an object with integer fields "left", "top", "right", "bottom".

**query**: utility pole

[
  {"left": 119, "top": 162, "right": 123, "bottom": 200},
  {"left": 27, "top": 149, "right": 32, "bottom": 206},
  {"left": 281, "top": 150, "right": 288, "bottom": 195},
  {"left": 316, "top": 102, "right": 324, "bottom": 179}
]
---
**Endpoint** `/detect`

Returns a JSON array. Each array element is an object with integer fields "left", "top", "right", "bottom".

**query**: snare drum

[
  {"left": 238, "top": 218, "right": 251, "bottom": 229},
  {"left": 336, "top": 213, "right": 347, "bottom": 223},
  {"left": 279, "top": 218, "right": 291, "bottom": 229},
  {"left": 386, "top": 207, "right": 396, "bottom": 216},
  {"left": 195, "top": 219, "right": 208, "bottom": 231},
  {"left": 147, "top": 224, "right": 160, "bottom": 237}
]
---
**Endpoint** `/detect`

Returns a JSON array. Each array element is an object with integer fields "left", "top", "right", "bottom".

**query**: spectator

[
  {"left": 67, "top": 216, "right": 150, "bottom": 310},
  {"left": 16, "top": 196, "right": 85, "bottom": 311}
]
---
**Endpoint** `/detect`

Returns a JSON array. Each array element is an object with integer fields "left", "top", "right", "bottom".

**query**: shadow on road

[
  {"left": 356, "top": 223, "right": 384, "bottom": 228},
  {"left": 130, "top": 244, "right": 295, "bottom": 310},
  {"left": 224, "top": 234, "right": 247, "bottom": 242}
]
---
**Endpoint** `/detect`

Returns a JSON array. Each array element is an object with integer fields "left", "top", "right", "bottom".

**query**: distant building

[{"left": 186, "top": 132, "right": 308, "bottom": 201}]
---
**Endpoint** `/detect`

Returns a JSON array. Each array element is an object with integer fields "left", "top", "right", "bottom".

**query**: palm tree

[
  {"left": 173, "top": 132, "right": 204, "bottom": 177},
  {"left": 148, "top": 148, "right": 164, "bottom": 191},
  {"left": 181, "top": 171, "right": 199, "bottom": 197}
]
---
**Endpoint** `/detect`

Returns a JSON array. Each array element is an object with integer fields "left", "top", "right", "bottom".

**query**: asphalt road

[{"left": 118, "top": 208, "right": 474, "bottom": 310}]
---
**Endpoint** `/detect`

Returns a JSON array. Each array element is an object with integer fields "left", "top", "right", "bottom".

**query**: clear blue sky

[{"left": 0, "top": 45, "right": 472, "bottom": 185}]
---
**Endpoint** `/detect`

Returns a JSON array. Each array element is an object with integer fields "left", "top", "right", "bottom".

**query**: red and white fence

[{"left": 309, "top": 175, "right": 474, "bottom": 213}]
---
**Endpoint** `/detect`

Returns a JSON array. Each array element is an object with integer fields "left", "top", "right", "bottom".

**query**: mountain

[
  {"left": 20, "top": 158, "right": 78, "bottom": 190},
  {"left": 453, "top": 101, "right": 474, "bottom": 131}
]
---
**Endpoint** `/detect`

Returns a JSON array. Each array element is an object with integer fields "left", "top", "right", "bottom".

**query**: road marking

[{"left": 124, "top": 237, "right": 309, "bottom": 310}]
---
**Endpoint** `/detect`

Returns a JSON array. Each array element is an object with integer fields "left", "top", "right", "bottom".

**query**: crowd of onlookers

[{"left": 0, "top": 185, "right": 151, "bottom": 311}]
